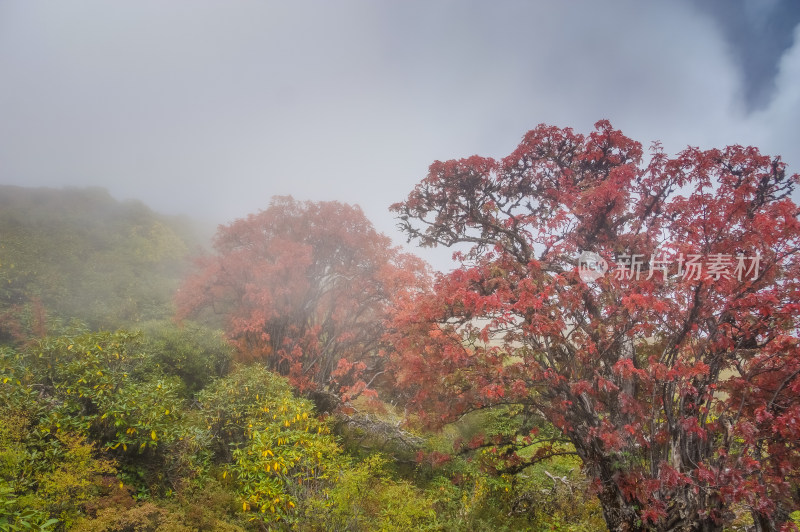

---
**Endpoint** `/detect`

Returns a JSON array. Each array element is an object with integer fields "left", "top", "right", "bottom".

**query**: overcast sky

[{"left": 1, "top": 1, "right": 799, "bottom": 271}]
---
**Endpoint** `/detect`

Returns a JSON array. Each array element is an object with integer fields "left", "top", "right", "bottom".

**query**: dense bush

[
  {"left": 138, "top": 320, "right": 232, "bottom": 393},
  {"left": 301, "top": 454, "right": 439, "bottom": 532},
  {"left": 0, "top": 323, "right": 611, "bottom": 531},
  {"left": 0, "top": 328, "right": 236, "bottom": 529},
  {"left": 199, "top": 364, "right": 344, "bottom": 525}
]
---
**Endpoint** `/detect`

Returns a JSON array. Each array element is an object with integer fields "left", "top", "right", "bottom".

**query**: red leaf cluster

[
  {"left": 390, "top": 121, "right": 800, "bottom": 530},
  {"left": 177, "top": 196, "right": 429, "bottom": 398}
]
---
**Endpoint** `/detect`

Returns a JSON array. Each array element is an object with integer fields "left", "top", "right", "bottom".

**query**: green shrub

[
  {"left": 301, "top": 454, "right": 440, "bottom": 532},
  {"left": 198, "top": 364, "right": 311, "bottom": 455},
  {"left": 0, "top": 481, "right": 59, "bottom": 531},
  {"left": 138, "top": 320, "right": 232, "bottom": 393},
  {"left": 200, "top": 365, "right": 345, "bottom": 526},
  {"left": 29, "top": 433, "right": 118, "bottom": 529}
]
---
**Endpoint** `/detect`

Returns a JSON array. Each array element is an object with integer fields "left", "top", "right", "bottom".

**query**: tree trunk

[
  {"left": 596, "top": 482, "right": 645, "bottom": 531},
  {"left": 592, "top": 467, "right": 726, "bottom": 531},
  {"left": 751, "top": 506, "right": 791, "bottom": 532},
  {"left": 661, "top": 496, "right": 724, "bottom": 532}
]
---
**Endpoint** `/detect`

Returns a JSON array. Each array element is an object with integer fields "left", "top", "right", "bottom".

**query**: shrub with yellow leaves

[{"left": 199, "top": 365, "right": 342, "bottom": 526}]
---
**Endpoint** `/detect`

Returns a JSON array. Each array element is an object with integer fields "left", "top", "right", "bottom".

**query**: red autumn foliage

[
  {"left": 390, "top": 121, "right": 800, "bottom": 531},
  {"left": 176, "top": 196, "right": 428, "bottom": 399}
]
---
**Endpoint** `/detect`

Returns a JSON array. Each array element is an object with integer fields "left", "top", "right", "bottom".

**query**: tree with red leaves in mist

[
  {"left": 390, "top": 121, "right": 800, "bottom": 531},
  {"left": 177, "top": 196, "right": 428, "bottom": 403}
]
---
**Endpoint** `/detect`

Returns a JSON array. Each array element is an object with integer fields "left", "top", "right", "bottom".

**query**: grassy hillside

[{"left": 0, "top": 186, "right": 205, "bottom": 338}]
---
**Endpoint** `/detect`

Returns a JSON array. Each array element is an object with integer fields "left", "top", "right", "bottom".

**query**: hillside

[{"left": 0, "top": 186, "right": 205, "bottom": 338}]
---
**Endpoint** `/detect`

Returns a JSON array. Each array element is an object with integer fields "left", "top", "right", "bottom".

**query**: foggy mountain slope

[{"left": 0, "top": 185, "right": 206, "bottom": 336}]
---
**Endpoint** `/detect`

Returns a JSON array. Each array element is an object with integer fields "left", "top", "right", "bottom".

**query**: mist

[{"left": 1, "top": 0, "right": 799, "bottom": 272}]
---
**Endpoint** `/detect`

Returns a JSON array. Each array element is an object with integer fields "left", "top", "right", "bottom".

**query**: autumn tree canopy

[
  {"left": 390, "top": 121, "right": 800, "bottom": 531},
  {"left": 177, "top": 196, "right": 428, "bottom": 400}
]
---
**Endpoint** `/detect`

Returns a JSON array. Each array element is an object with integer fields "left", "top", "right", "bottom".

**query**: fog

[{"left": 1, "top": 0, "right": 798, "bottom": 271}]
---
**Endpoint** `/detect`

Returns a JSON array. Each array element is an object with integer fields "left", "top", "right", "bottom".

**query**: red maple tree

[
  {"left": 176, "top": 196, "right": 428, "bottom": 400},
  {"left": 390, "top": 121, "right": 800, "bottom": 531}
]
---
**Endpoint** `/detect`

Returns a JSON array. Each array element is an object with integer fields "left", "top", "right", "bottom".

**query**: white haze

[{"left": 0, "top": 1, "right": 798, "bottom": 271}]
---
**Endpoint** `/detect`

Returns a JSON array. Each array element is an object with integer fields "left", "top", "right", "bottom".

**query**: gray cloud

[
  {"left": 0, "top": 1, "right": 798, "bottom": 272},
  {"left": 689, "top": 0, "right": 800, "bottom": 111}
]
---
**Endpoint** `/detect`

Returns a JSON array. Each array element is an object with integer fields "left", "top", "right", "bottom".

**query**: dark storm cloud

[
  {"left": 0, "top": 1, "right": 798, "bottom": 271},
  {"left": 690, "top": 0, "right": 800, "bottom": 111}
]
